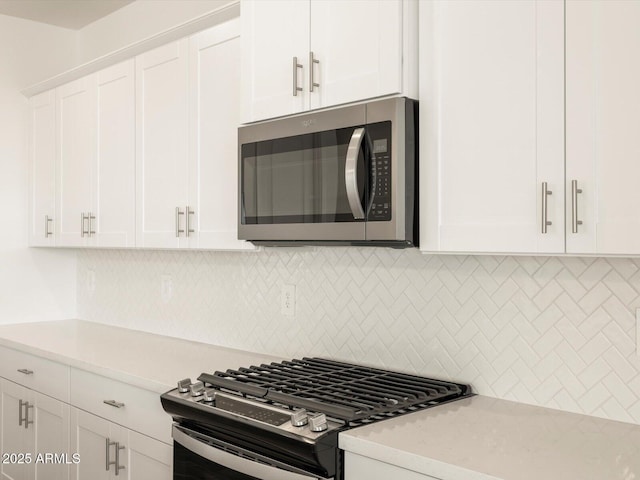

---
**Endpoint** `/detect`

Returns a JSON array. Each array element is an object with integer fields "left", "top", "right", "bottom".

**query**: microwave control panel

[{"left": 368, "top": 123, "right": 392, "bottom": 221}]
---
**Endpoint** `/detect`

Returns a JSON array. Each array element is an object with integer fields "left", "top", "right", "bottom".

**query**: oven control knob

[
  {"left": 177, "top": 378, "right": 192, "bottom": 394},
  {"left": 202, "top": 389, "right": 216, "bottom": 403},
  {"left": 190, "top": 381, "right": 205, "bottom": 397},
  {"left": 309, "top": 413, "right": 328, "bottom": 432},
  {"left": 290, "top": 409, "right": 308, "bottom": 427}
]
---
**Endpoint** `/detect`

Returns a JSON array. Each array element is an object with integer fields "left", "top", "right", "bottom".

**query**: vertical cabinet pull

[
  {"left": 44, "top": 215, "right": 53, "bottom": 238},
  {"left": 18, "top": 399, "right": 25, "bottom": 426},
  {"left": 186, "top": 206, "right": 195, "bottom": 237},
  {"left": 571, "top": 180, "right": 583, "bottom": 233},
  {"left": 292, "top": 57, "right": 303, "bottom": 96},
  {"left": 175, "top": 207, "right": 185, "bottom": 237},
  {"left": 80, "top": 213, "right": 87, "bottom": 237},
  {"left": 18, "top": 400, "right": 33, "bottom": 429},
  {"left": 541, "top": 182, "right": 552, "bottom": 234},
  {"left": 106, "top": 438, "right": 117, "bottom": 471},
  {"left": 309, "top": 51, "right": 320, "bottom": 92},
  {"left": 115, "top": 442, "right": 125, "bottom": 475},
  {"left": 88, "top": 212, "right": 96, "bottom": 237}
]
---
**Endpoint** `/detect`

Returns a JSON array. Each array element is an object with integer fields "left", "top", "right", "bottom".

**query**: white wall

[
  {"left": 0, "top": 14, "right": 78, "bottom": 324},
  {"left": 77, "top": 0, "right": 234, "bottom": 63}
]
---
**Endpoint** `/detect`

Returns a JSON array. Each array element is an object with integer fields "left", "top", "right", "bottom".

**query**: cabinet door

[
  {"left": 125, "top": 430, "right": 171, "bottom": 480},
  {"left": 136, "top": 40, "right": 189, "bottom": 248},
  {"left": 189, "top": 20, "right": 255, "bottom": 251},
  {"left": 0, "top": 380, "right": 28, "bottom": 480},
  {"left": 56, "top": 76, "right": 96, "bottom": 247},
  {"left": 94, "top": 60, "right": 136, "bottom": 248},
  {"left": 31, "top": 393, "right": 70, "bottom": 480},
  {"left": 420, "top": 0, "right": 564, "bottom": 253},
  {"left": 309, "top": 0, "right": 403, "bottom": 110},
  {"left": 241, "top": 0, "right": 309, "bottom": 122},
  {"left": 566, "top": 1, "right": 640, "bottom": 254},
  {"left": 69, "top": 408, "right": 111, "bottom": 480},
  {"left": 29, "top": 90, "right": 57, "bottom": 247}
]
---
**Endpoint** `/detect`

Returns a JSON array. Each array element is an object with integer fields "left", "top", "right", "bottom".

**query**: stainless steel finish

[
  {"left": 103, "top": 400, "right": 125, "bottom": 408},
  {"left": 17, "top": 368, "right": 33, "bottom": 375},
  {"left": 541, "top": 182, "right": 553, "bottom": 234},
  {"left": 175, "top": 207, "right": 185, "bottom": 237},
  {"left": 292, "top": 57, "right": 303, "bottom": 96},
  {"left": 44, "top": 215, "right": 53, "bottom": 238},
  {"left": 571, "top": 180, "right": 583, "bottom": 233},
  {"left": 345, "top": 127, "right": 366, "bottom": 220},
  {"left": 106, "top": 438, "right": 116, "bottom": 471},
  {"left": 190, "top": 381, "right": 205, "bottom": 397},
  {"left": 80, "top": 212, "right": 87, "bottom": 237},
  {"left": 115, "top": 442, "right": 125, "bottom": 476},
  {"left": 18, "top": 399, "right": 25, "bottom": 426},
  {"left": 173, "top": 425, "right": 330, "bottom": 480},
  {"left": 88, "top": 212, "right": 96, "bottom": 237},
  {"left": 309, "top": 51, "right": 319, "bottom": 92},
  {"left": 290, "top": 409, "right": 308, "bottom": 427},
  {"left": 177, "top": 378, "right": 192, "bottom": 393},
  {"left": 186, "top": 206, "right": 194, "bottom": 237},
  {"left": 24, "top": 402, "right": 33, "bottom": 429},
  {"left": 308, "top": 413, "right": 327, "bottom": 432},
  {"left": 202, "top": 389, "right": 216, "bottom": 403}
]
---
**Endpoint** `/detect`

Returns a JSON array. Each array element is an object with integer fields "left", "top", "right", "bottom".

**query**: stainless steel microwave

[{"left": 238, "top": 97, "right": 417, "bottom": 247}]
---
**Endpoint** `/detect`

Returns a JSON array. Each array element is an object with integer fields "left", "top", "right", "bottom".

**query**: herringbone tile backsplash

[{"left": 77, "top": 248, "right": 640, "bottom": 425}]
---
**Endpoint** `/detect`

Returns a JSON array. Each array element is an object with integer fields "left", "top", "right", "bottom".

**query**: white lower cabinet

[
  {"left": 344, "top": 452, "right": 441, "bottom": 480},
  {"left": 70, "top": 408, "right": 171, "bottom": 480},
  {"left": 0, "top": 380, "right": 70, "bottom": 480}
]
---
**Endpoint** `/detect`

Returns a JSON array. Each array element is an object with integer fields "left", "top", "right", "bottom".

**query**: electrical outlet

[
  {"left": 281, "top": 284, "right": 296, "bottom": 317},
  {"left": 161, "top": 275, "right": 173, "bottom": 303},
  {"left": 636, "top": 308, "right": 640, "bottom": 356}
]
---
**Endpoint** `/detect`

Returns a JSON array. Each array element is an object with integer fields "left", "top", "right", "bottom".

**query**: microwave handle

[{"left": 345, "top": 127, "right": 366, "bottom": 219}]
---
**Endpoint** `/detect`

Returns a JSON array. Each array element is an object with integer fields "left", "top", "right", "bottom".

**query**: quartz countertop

[
  {"left": 339, "top": 395, "right": 640, "bottom": 480},
  {"left": 0, "top": 319, "right": 280, "bottom": 393}
]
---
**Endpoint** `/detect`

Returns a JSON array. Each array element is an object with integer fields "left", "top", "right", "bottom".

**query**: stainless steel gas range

[{"left": 160, "top": 357, "right": 473, "bottom": 480}]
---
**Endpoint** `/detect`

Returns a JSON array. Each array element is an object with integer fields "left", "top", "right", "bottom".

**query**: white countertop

[
  {"left": 0, "top": 319, "right": 280, "bottom": 393},
  {"left": 340, "top": 395, "right": 640, "bottom": 480}
]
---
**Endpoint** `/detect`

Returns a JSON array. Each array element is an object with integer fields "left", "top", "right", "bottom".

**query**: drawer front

[
  {"left": 0, "top": 346, "right": 69, "bottom": 402},
  {"left": 70, "top": 368, "right": 172, "bottom": 444},
  {"left": 344, "top": 453, "right": 441, "bottom": 480}
]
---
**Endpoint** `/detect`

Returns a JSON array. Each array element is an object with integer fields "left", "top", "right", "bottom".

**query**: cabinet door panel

[
  {"left": 566, "top": 1, "right": 640, "bottom": 254},
  {"left": 126, "top": 430, "right": 172, "bottom": 480},
  {"left": 189, "top": 20, "right": 255, "bottom": 250},
  {"left": 0, "top": 381, "right": 27, "bottom": 480},
  {"left": 136, "top": 40, "right": 189, "bottom": 248},
  {"left": 69, "top": 408, "right": 110, "bottom": 480},
  {"left": 420, "top": 0, "right": 564, "bottom": 253},
  {"left": 32, "top": 393, "right": 70, "bottom": 480},
  {"left": 309, "top": 0, "right": 402, "bottom": 110},
  {"left": 56, "top": 76, "right": 96, "bottom": 247},
  {"left": 94, "top": 60, "right": 136, "bottom": 248},
  {"left": 241, "top": 0, "right": 309, "bottom": 122},
  {"left": 29, "top": 90, "right": 56, "bottom": 247}
]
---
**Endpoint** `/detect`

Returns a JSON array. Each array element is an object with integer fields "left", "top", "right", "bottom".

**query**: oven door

[{"left": 173, "top": 425, "right": 333, "bottom": 480}]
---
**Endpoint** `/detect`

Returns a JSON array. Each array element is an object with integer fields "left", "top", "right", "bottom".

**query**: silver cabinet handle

[
  {"left": 186, "top": 206, "right": 195, "bottom": 237},
  {"left": 24, "top": 401, "right": 33, "bottom": 429},
  {"left": 88, "top": 212, "right": 96, "bottom": 237},
  {"left": 115, "top": 442, "right": 125, "bottom": 476},
  {"left": 103, "top": 400, "right": 125, "bottom": 408},
  {"left": 309, "top": 51, "right": 319, "bottom": 92},
  {"left": 106, "top": 438, "right": 116, "bottom": 471},
  {"left": 44, "top": 215, "right": 53, "bottom": 238},
  {"left": 17, "top": 368, "right": 34, "bottom": 375},
  {"left": 541, "top": 182, "right": 552, "bottom": 234},
  {"left": 175, "top": 207, "right": 185, "bottom": 237},
  {"left": 345, "top": 127, "right": 366, "bottom": 219},
  {"left": 571, "top": 180, "right": 583, "bottom": 233},
  {"left": 292, "top": 57, "right": 303, "bottom": 96},
  {"left": 80, "top": 213, "right": 87, "bottom": 237},
  {"left": 18, "top": 399, "right": 25, "bottom": 426}
]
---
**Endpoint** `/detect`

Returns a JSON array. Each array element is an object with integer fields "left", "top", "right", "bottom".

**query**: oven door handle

[
  {"left": 345, "top": 127, "right": 366, "bottom": 220},
  {"left": 173, "top": 425, "right": 330, "bottom": 480}
]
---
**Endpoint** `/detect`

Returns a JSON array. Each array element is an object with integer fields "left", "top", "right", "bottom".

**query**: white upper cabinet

[
  {"left": 188, "top": 19, "right": 254, "bottom": 250},
  {"left": 566, "top": 1, "right": 640, "bottom": 255},
  {"left": 420, "top": 0, "right": 564, "bottom": 254},
  {"left": 29, "top": 90, "right": 56, "bottom": 247},
  {"left": 135, "top": 40, "right": 190, "bottom": 249},
  {"left": 241, "top": 0, "right": 416, "bottom": 123}
]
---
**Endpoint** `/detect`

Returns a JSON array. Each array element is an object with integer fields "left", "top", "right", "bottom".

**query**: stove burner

[{"left": 197, "top": 357, "right": 471, "bottom": 424}]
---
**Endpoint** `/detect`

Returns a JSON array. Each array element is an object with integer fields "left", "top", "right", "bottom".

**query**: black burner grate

[{"left": 198, "top": 357, "right": 471, "bottom": 423}]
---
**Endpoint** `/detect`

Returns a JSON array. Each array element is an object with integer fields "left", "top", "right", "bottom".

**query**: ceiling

[{"left": 0, "top": 0, "right": 134, "bottom": 30}]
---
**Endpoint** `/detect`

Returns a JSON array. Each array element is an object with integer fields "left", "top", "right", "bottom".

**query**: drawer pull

[
  {"left": 103, "top": 400, "right": 125, "bottom": 408},
  {"left": 17, "top": 369, "right": 34, "bottom": 375}
]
